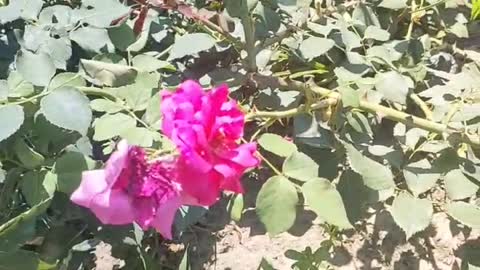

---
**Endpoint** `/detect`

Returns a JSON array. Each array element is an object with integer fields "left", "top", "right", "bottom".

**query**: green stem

[
  {"left": 252, "top": 75, "right": 480, "bottom": 147},
  {"left": 241, "top": 16, "right": 257, "bottom": 72}
]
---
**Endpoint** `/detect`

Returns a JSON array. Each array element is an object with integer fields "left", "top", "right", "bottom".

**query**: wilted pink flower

[
  {"left": 71, "top": 140, "right": 182, "bottom": 239},
  {"left": 161, "top": 80, "right": 259, "bottom": 206}
]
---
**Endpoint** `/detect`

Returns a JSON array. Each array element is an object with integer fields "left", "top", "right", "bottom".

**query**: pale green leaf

[
  {"left": 299, "top": 37, "right": 335, "bottom": 60},
  {"left": 258, "top": 133, "right": 297, "bottom": 157},
  {"left": 390, "top": 192, "right": 433, "bottom": 239},
  {"left": 90, "top": 99, "right": 123, "bottom": 113},
  {"left": 79, "top": 59, "right": 137, "bottom": 87},
  {"left": 283, "top": 152, "right": 319, "bottom": 181},
  {"left": 446, "top": 201, "right": 480, "bottom": 229},
  {"left": 7, "top": 71, "right": 34, "bottom": 98},
  {"left": 364, "top": 26, "right": 390, "bottom": 41},
  {"left": 70, "top": 26, "right": 115, "bottom": 53},
  {"left": 230, "top": 194, "right": 244, "bottom": 222},
  {"left": 444, "top": 169, "right": 479, "bottom": 200},
  {"left": 16, "top": 50, "right": 56, "bottom": 87},
  {"left": 144, "top": 93, "right": 162, "bottom": 129},
  {"left": 379, "top": 0, "right": 407, "bottom": 9},
  {"left": 302, "top": 178, "right": 352, "bottom": 229},
  {"left": 132, "top": 54, "right": 174, "bottom": 72},
  {"left": 168, "top": 33, "right": 216, "bottom": 60},
  {"left": 256, "top": 176, "right": 298, "bottom": 235},
  {"left": 403, "top": 159, "right": 440, "bottom": 196},
  {"left": 93, "top": 113, "right": 137, "bottom": 141},
  {"left": 49, "top": 73, "right": 86, "bottom": 90},
  {"left": 0, "top": 105, "right": 24, "bottom": 142},
  {"left": 344, "top": 143, "right": 394, "bottom": 190},
  {"left": 40, "top": 87, "right": 92, "bottom": 136},
  {"left": 338, "top": 86, "right": 360, "bottom": 107},
  {"left": 375, "top": 71, "right": 413, "bottom": 105},
  {"left": 122, "top": 127, "right": 154, "bottom": 147}
]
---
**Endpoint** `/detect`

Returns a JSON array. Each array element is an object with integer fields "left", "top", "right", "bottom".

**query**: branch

[
  {"left": 255, "top": 26, "right": 297, "bottom": 52},
  {"left": 246, "top": 98, "right": 337, "bottom": 120},
  {"left": 197, "top": 17, "right": 244, "bottom": 49},
  {"left": 252, "top": 75, "right": 480, "bottom": 147}
]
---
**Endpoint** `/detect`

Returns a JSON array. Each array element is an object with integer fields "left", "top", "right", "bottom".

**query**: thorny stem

[
  {"left": 246, "top": 98, "right": 337, "bottom": 120},
  {"left": 409, "top": 93, "right": 433, "bottom": 120},
  {"left": 252, "top": 75, "right": 480, "bottom": 147}
]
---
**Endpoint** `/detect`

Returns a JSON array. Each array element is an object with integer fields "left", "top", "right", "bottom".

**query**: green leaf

[
  {"left": 79, "top": 59, "right": 138, "bottom": 87},
  {"left": 16, "top": 50, "right": 56, "bottom": 87},
  {"left": 340, "top": 28, "right": 362, "bottom": 51},
  {"left": 364, "top": 26, "right": 390, "bottom": 41},
  {"left": 0, "top": 199, "right": 52, "bottom": 248},
  {"left": 224, "top": 0, "right": 258, "bottom": 18},
  {"left": 379, "top": 0, "right": 407, "bottom": 9},
  {"left": 338, "top": 86, "right": 360, "bottom": 107},
  {"left": 0, "top": 250, "right": 40, "bottom": 270},
  {"left": 76, "top": 0, "right": 130, "bottom": 28},
  {"left": 122, "top": 127, "right": 154, "bottom": 147},
  {"left": 54, "top": 151, "right": 98, "bottom": 194},
  {"left": 179, "top": 249, "right": 190, "bottom": 270},
  {"left": 90, "top": 99, "right": 123, "bottom": 113},
  {"left": 403, "top": 159, "right": 440, "bottom": 196},
  {"left": 20, "top": 171, "right": 56, "bottom": 206},
  {"left": 0, "top": 80, "right": 7, "bottom": 101},
  {"left": 344, "top": 143, "right": 395, "bottom": 190},
  {"left": 444, "top": 169, "right": 479, "bottom": 200},
  {"left": 13, "top": 139, "right": 44, "bottom": 169},
  {"left": 390, "top": 192, "right": 433, "bottom": 239},
  {"left": 375, "top": 71, "right": 413, "bottom": 105},
  {"left": 144, "top": 93, "right": 162, "bottom": 129},
  {"left": 446, "top": 201, "right": 480, "bottom": 229},
  {"left": 230, "top": 194, "right": 244, "bottom": 222},
  {"left": 132, "top": 54, "right": 174, "bottom": 72},
  {"left": 337, "top": 170, "right": 375, "bottom": 224},
  {"left": 302, "top": 178, "right": 353, "bottom": 229},
  {"left": 258, "top": 133, "right": 297, "bottom": 157},
  {"left": 0, "top": 105, "right": 24, "bottom": 142},
  {"left": 40, "top": 87, "right": 92, "bottom": 136},
  {"left": 70, "top": 27, "right": 114, "bottom": 53},
  {"left": 256, "top": 176, "right": 298, "bottom": 235},
  {"left": 168, "top": 33, "right": 217, "bottom": 60},
  {"left": 299, "top": 37, "right": 335, "bottom": 60},
  {"left": 7, "top": 71, "right": 34, "bottom": 98},
  {"left": 175, "top": 206, "right": 208, "bottom": 233},
  {"left": 346, "top": 111, "right": 372, "bottom": 136},
  {"left": 258, "top": 258, "right": 277, "bottom": 270},
  {"left": 283, "top": 152, "right": 319, "bottom": 181},
  {"left": 472, "top": 0, "right": 480, "bottom": 20},
  {"left": 117, "top": 72, "right": 158, "bottom": 111},
  {"left": 108, "top": 23, "right": 136, "bottom": 52},
  {"left": 49, "top": 73, "right": 86, "bottom": 90},
  {"left": 93, "top": 113, "right": 137, "bottom": 141}
]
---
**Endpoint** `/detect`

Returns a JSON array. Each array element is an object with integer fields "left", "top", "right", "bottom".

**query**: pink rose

[
  {"left": 161, "top": 80, "right": 259, "bottom": 206},
  {"left": 71, "top": 140, "right": 183, "bottom": 239}
]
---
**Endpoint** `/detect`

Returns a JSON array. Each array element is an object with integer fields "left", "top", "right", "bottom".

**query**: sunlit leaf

[
  {"left": 302, "top": 177, "right": 353, "bottom": 229},
  {"left": 256, "top": 176, "right": 298, "bottom": 235},
  {"left": 390, "top": 192, "right": 433, "bottom": 239}
]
